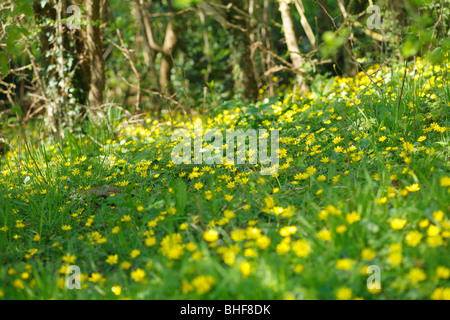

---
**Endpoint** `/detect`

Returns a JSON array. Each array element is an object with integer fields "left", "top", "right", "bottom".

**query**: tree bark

[
  {"left": 159, "top": 20, "right": 178, "bottom": 95},
  {"left": 86, "top": 0, "right": 105, "bottom": 111},
  {"left": 278, "top": 0, "right": 308, "bottom": 91},
  {"left": 293, "top": 0, "right": 316, "bottom": 49},
  {"left": 222, "top": 0, "right": 259, "bottom": 101}
]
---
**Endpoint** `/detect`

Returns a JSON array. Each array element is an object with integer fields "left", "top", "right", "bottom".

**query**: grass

[{"left": 0, "top": 55, "right": 449, "bottom": 300}]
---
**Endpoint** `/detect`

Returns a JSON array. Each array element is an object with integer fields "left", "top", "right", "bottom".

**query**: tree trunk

[
  {"left": 222, "top": 0, "right": 259, "bottom": 101},
  {"left": 159, "top": 20, "right": 178, "bottom": 95},
  {"left": 293, "top": 0, "right": 316, "bottom": 49},
  {"left": 86, "top": 0, "right": 105, "bottom": 112},
  {"left": 278, "top": 0, "right": 308, "bottom": 91}
]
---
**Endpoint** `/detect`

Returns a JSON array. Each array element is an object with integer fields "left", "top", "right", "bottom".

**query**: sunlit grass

[{"left": 0, "top": 56, "right": 449, "bottom": 300}]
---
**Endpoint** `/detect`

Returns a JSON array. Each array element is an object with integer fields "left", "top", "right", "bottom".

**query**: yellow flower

[
  {"left": 264, "top": 196, "right": 275, "bottom": 209},
  {"left": 336, "top": 287, "right": 352, "bottom": 300},
  {"left": 191, "top": 275, "right": 215, "bottom": 295},
  {"left": 405, "top": 184, "right": 420, "bottom": 192},
  {"left": 367, "top": 285, "right": 382, "bottom": 294},
  {"left": 130, "top": 249, "right": 141, "bottom": 258},
  {"left": 230, "top": 229, "right": 246, "bottom": 242},
  {"left": 106, "top": 254, "right": 119, "bottom": 265},
  {"left": 427, "top": 225, "right": 440, "bottom": 237},
  {"left": 431, "top": 287, "right": 450, "bottom": 300},
  {"left": 145, "top": 237, "right": 157, "bottom": 247},
  {"left": 255, "top": 235, "right": 271, "bottom": 249},
  {"left": 388, "top": 252, "right": 402, "bottom": 265},
  {"left": 345, "top": 211, "right": 361, "bottom": 224},
  {"left": 88, "top": 273, "right": 103, "bottom": 283},
  {"left": 361, "top": 248, "right": 377, "bottom": 261},
  {"left": 377, "top": 196, "right": 387, "bottom": 204},
  {"left": 440, "top": 176, "right": 450, "bottom": 187},
  {"left": 275, "top": 239, "right": 290, "bottom": 255},
  {"left": 13, "top": 279, "right": 24, "bottom": 290},
  {"left": 111, "top": 285, "right": 122, "bottom": 296},
  {"left": 419, "top": 219, "right": 430, "bottom": 228},
  {"left": 130, "top": 268, "right": 146, "bottom": 283},
  {"left": 317, "top": 229, "right": 331, "bottom": 241},
  {"left": 279, "top": 226, "right": 297, "bottom": 237},
  {"left": 121, "top": 215, "right": 132, "bottom": 222},
  {"left": 203, "top": 229, "right": 219, "bottom": 242},
  {"left": 360, "top": 265, "right": 370, "bottom": 275},
  {"left": 160, "top": 233, "right": 185, "bottom": 259},
  {"left": 405, "top": 231, "right": 422, "bottom": 247},
  {"left": 244, "top": 248, "right": 258, "bottom": 258},
  {"left": 390, "top": 218, "right": 407, "bottom": 230},
  {"left": 433, "top": 210, "right": 444, "bottom": 222},
  {"left": 436, "top": 266, "right": 450, "bottom": 279},
  {"left": 335, "top": 258, "right": 353, "bottom": 271},
  {"left": 120, "top": 261, "right": 132, "bottom": 270},
  {"left": 62, "top": 254, "right": 76, "bottom": 264},
  {"left": 194, "top": 182, "right": 204, "bottom": 190},
  {"left": 223, "top": 210, "right": 235, "bottom": 219},
  {"left": 137, "top": 205, "right": 144, "bottom": 212},
  {"left": 407, "top": 268, "right": 426, "bottom": 284},
  {"left": 291, "top": 239, "right": 311, "bottom": 257},
  {"left": 336, "top": 225, "right": 347, "bottom": 233},
  {"left": 180, "top": 278, "right": 193, "bottom": 294},
  {"left": 61, "top": 225, "right": 72, "bottom": 231},
  {"left": 427, "top": 235, "right": 443, "bottom": 247},
  {"left": 239, "top": 261, "right": 252, "bottom": 278},
  {"left": 294, "top": 264, "right": 304, "bottom": 274}
]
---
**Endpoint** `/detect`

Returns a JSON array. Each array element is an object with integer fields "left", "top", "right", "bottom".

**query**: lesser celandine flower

[
  {"left": 239, "top": 261, "right": 252, "bottom": 278},
  {"left": 440, "top": 176, "right": 450, "bottom": 187},
  {"left": 191, "top": 275, "right": 215, "bottom": 295},
  {"left": 405, "top": 231, "right": 423, "bottom": 247},
  {"left": 336, "top": 287, "right": 352, "bottom": 300},
  {"left": 131, "top": 268, "right": 146, "bottom": 283},
  {"left": 106, "top": 254, "right": 119, "bottom": 265},
  {"left": 436, "top": 266, "right": 450, "bottom": 279},
  {"left": 335, "top": 259, "right": 353, "bottom": 271},
  {"left": 431, "top": 287, "right": 450, "bottom": 300},
  {"left": 291, "top": 239, "right": 311, "bottom": 257},
  {"left": 406, "top": 184, "right": 420, "bottom": 192},
  {"left": 390, "top": 218, "right": 407, "bottom": 230},
  {"left": 407, "top": 268, "right": 427, "bottom": 284},
  {"left": 317, "top": 229, "right": 331, "bottom": 241},
  {"left": 361, "top": 248, "right": 377, "bottom": 261},
  {"left": 111, "top": 285, "right": 122, "bottom": 296},
  {"left": 203, "top": 229, "right": 219, "bottom": 242}
]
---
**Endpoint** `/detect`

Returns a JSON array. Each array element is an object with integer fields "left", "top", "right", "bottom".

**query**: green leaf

[
  {"left": 427, "top": 47, "right": 445, "bottom": 65},
  {"left": 401, "top": 40, "right": 418, "bottom": 58},
  {"left": 0, "top": 52, "right": 9, "bottom": 76},
  {"left": 175, "top": 180, "right": 187, "bottom": 214}
]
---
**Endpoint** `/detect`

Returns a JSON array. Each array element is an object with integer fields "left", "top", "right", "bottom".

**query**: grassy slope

[{"left": 0, "top": 56, "right": 449, "bottom": 300}]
